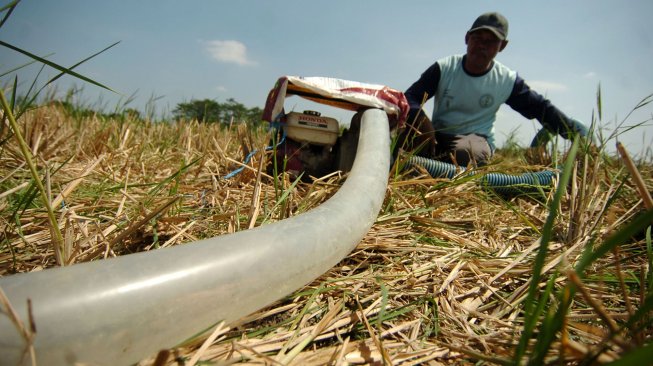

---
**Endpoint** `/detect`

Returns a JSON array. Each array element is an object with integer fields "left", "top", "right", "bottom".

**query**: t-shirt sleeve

[{"left": 404, "top": 62, "right": 441, "bottom": 112}]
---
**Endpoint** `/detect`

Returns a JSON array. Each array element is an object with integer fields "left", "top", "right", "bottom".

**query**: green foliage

[
  {"left": 497, "top": 126, "right": 524, "bottom": 158},
  {"left": 512, "top": 139, "right": 580, "bottom": 363},
  {"left": 172, "top": 97, "right": 262, "bottom": 126},
  {"left": 1, "top": 0, "right": 117, "bottom": 125},
  {"left": 0, "top": 0, "right": 121, "bottom": 266}
]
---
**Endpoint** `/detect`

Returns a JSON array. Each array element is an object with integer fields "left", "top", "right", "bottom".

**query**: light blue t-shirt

[{"left": 431, "top": 54, "right": 517, "bottom": 150}]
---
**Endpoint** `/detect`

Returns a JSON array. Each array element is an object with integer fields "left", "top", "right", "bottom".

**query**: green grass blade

[
  {"left": 0, "top": 90, "right": 65, "bottom": 264},
  {"left": 288, "top": 284, "right": 325, "bottom": 332},
  {"left": 263, "top": 173, "right": 304, "bottom": 223},
  {"left": 647, "top": 227, "right": 652, "bottom": 293},
  {"left": 146, "top": 157, "right": 201, "bottom": 200},
  {"left": 11, "top": 181, "right": 38, "bottom": 216},
  {"left": 377, "top": 278, "right": 389, "bottom": 327},
  {"left": 0, "top": 39, "right": 118, "bottom": 93},
  {"left": 12, "top": 42, "right": 121, "bottom": 120},
  {"left": 14, "top": 63, "right": 47, "bottom": 114},
  {"left": 10, "top": 75, "right": 17, "bottom": 109},
  {"left": 0, "top": 0, "right": 19, "bottom": 28},
  {"left": 596, "top": 84, "right": 603, "bottom": 122},
  {"left": 41, "top": 40, "right": 121, "bottom": 88},
  {"left": 526, "top": 275, "right": 558, "bottom": 365},
  {"left": 513, "top": 138, "right": 579, "bottom": 363},
  {"left": 624, "top": 291, "right": 653, "bottom": 333},
  {"left": 0, "top": 54, "right": 48, "bottom": 78},
  {"left": 603, "top": 341, "right": 653, "bottom": 366},
  {"left": 575, "top": 209, "right": 653, "bottom": 274}
]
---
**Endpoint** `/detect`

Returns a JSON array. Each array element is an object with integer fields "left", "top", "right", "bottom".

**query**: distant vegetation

[
  {"left": 45, "top": 95, "right": 264, "bottom": 126},
  {"left": 172, "top": 98, "right": 263, "bottom": 126},
  {"left": 10, "top": 90, "right": 264, "bottom": 126}
]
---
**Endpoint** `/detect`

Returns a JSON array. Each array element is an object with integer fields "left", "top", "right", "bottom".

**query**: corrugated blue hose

[
  {"left": 407, "top": 155, "right": 557, "bottom": 195},
  {"left": 480, "top": 170, "right": 556, "bottom": 195},
  {"left": 407, "top": 156, "right": 466, "bottom": 179}
]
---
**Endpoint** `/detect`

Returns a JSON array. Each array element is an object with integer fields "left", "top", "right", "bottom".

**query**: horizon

[{"left": 1, "top": 0, "right": 652, "bottom": 157}]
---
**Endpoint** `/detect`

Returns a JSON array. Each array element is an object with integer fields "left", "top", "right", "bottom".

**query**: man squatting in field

[{"left": 397, "top": 12, "right": 589, "bottom": 166}]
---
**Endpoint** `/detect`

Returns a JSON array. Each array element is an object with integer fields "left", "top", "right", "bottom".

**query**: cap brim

[{"left": 468, "top": 26, "right": 506, "bottom": 40}]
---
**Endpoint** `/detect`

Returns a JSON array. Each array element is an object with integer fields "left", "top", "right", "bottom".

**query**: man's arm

[
  {"left": 404, "top": 62, "right": 441, "bottom": 119},
  {"left": 398, "top": 62, "right": 441, "bottom": 157},
  {"left": 506, "top": 75, "right": 587, "bottom": 139}
]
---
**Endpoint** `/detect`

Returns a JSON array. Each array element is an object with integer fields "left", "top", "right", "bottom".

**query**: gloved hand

[{"left": 530, "top": 117, "right": 592, "bottom": 148}]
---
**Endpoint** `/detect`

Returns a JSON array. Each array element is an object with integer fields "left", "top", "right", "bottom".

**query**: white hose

[{"left": 0, "top": 108, "right": 391, "bottom": 366}]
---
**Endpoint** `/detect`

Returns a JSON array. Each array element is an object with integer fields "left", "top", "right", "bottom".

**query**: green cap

[{"left": 468, "top": 12, "right": 509, "bottom": 40}]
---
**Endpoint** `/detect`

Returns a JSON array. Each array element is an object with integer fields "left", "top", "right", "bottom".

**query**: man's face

[{"left": 465, "top": 29, "right": 507, "bottom": 70}]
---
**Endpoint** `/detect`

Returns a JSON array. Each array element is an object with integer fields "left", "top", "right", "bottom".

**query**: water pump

[
  {"left": 283, "top": 110, "right": 339, "bottom": 146},
  {"left": 262, "top": 75, "right": 409, "bottom": 181}
]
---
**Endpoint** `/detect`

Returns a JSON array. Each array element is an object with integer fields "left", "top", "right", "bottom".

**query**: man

[{"left": 399, "top": 12, "right": 588, "bottom": 166}]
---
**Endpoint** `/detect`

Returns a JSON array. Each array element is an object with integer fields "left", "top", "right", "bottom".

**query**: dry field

[{"left": 1, "top": 105, "right": 652, "bottom": 365}]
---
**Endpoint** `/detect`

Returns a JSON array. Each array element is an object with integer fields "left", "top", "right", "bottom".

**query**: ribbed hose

[
  {"left": 479, "top": 170, "right": 556, "bottom": 195},
  {"left": 406, "top": 156, "right": 557, "bottom": 195},
  {"left": 407, "top": 156, "right": 464, "bottom": 179},
  {"left": 408, "top": 118, "right": 590, "bottom": 193}
]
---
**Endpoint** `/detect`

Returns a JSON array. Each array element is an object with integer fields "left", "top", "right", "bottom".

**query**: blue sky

[{"left": 2, "top": 0, "right": 652, "bottom": 156}]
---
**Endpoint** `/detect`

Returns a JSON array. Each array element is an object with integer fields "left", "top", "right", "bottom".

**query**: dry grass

[{"left": 1, "top": 105, "right": 652, "bottom": 365}]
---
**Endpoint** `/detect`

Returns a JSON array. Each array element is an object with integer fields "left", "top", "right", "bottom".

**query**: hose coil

[{"left": 406, "top": 155, "right": 557, "bottom": 195}]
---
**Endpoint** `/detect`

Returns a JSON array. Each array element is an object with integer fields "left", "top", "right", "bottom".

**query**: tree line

[
  {"left": 48, "top": 97, "right": 263, "bottom": 126},
  {"left": 172, "top": 98, "right": 263, "bottom": 126}
]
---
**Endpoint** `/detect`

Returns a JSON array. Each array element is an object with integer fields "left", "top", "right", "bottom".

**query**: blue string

[{"left": 223, "top": 122, "right": 286, "bottom": 179}]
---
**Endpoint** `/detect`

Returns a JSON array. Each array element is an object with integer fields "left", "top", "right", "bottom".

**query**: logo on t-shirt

[
  {"left": 479, "top": 94, "right": 494, "bottom": 108},
  {"left": 442, "top": 88, "right": 454, "bottom": 109}
]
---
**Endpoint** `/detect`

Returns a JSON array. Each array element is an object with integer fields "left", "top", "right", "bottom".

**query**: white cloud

[
  {"left": 528, "top": 80, "right": 568, "bottom": 93},
  {"left": 204, "top": 40, "right": 256, "bottom": 66},
  {"left": 216, "top": 85, "right": 228, "bottom": 92},
  {"left": 584, "top": 71, "right": 597, "bottom": 79}
]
